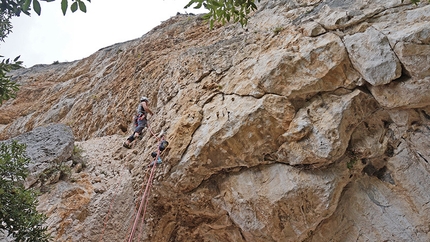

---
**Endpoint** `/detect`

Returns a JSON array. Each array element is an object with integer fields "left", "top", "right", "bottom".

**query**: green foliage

[
  {"left": 0, "top": 0, "right": 91, "bottom": 43},
  {"left": 59, "top": 0, "right": 90, "bottom": 15},
  {"left": 3, "top": 0, "right": 92, "bottom": 16},
  {"left": 0, "top": 0, "right": 91, "bottom": 106},
  {"left": 185, "top": 0, "right": 260, "bottom": 28},
  {"left": 73, "top": 145, "right": 83, "bottom": 157},
  {"left": 0, "top": 13, "right": 13, "bottom": 42},
  {"left": 0, "top": 141, "right": 50, "bottom": 242},
  {"left": 72, "top": 145, "right": 86, "bottom": 168},
  {"left": 273, "top": 26, "right": 283, "bottom": 35},
  {"left": 38, "top": 162, "right": 71, "bottom": 184},
  {"left": 347, "top": 158, "right": 357, "bottom": 170},
  {"left": 405, "top": 0, "right": 428, "bottom": 4},
  {"left": 0, "top": 56, "right": 23, "bottom": 105}
]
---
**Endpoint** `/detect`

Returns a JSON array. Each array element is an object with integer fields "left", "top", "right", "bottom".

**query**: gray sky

[{"left": 1, "top": 0, "right": 207, "bottom": 67}]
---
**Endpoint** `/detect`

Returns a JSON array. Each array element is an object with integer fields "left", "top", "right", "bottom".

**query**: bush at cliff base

[{"left": 0, "top": 140, "right": 50, "bottom": 242}]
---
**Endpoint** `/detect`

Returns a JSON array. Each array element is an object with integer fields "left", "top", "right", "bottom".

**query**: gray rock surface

[
  {"left": 344, "top": 26, "right": 402, "bottom": 86},
  {"left": 1, "top": 123, "right": 74, "bottom": 188}
]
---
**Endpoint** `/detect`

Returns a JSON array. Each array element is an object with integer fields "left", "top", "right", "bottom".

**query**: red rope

[
  {"left": 127, "top": 161, "right": 157, "bottom": 241},
  {"left": 123, "top": 167, "right": 151, "bottom": 242},
  {"left": 126, "top": 121, "right": 165, "bottom": 241},
  {"left": 137, "top": 160, "right": 157, "bottom": 241},
  {"left": 137, "top": 148, "right": 163, "bottom": 241}
]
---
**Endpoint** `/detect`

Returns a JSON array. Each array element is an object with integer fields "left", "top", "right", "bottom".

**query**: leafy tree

[
  {"left": 0, "top": 12, "right": 13, "bottom": 42},
  {"left": 0, "top": 0, "right": 90, "bottom": 105},
  {"left": 0, "top": 56, "right": 22, "bottom": 105},
  {"left": 1, "top": 0, "right": 90, "bottom": 17},
  {"left": 0, "top": 0, "right": 91, "bottom": 44},
  {"left": 186, "top": 0, "right": 259, "bottom": 28},
  {"left": 0, "top": 141, "right": 50, "bottom": 242}
]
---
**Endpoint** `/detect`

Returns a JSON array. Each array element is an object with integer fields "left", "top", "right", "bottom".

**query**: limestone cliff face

[{"left": 1, "top": 0, "right": 430, "bottom": 241}]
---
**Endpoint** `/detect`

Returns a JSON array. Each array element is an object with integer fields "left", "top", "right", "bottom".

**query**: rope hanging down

[
  {"left": 122, "top": 168, "right": 151, "bottom": 242},
  {"left": 126, "top": 122, "right": 168, "bottom": 242},
  {"left": 98, "top": 120, "right": 167, "bottom": 242}
]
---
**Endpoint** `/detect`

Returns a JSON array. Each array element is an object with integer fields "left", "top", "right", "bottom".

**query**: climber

[
  {"left": 123, "top": 96, "right": 154, "bottom": 149},
  {"left": 148, "top": 136, "right": 169, "bottom": 167}
]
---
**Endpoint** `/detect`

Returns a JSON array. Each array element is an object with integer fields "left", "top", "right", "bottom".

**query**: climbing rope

[
  {"left": 126, "top": 121, "right": 166, "bottom": 242},
  {"left": 98, "top": 109, "right": 167, "bottom": 241},
  {"left": 122, "top": 167, "right": 152, "bottom": 242},
  {"left": 127, "top": 156, "right": 158, "bottom": 241},
  {"left": 137, "top": 161, "right": 157, "bottom": 241}
]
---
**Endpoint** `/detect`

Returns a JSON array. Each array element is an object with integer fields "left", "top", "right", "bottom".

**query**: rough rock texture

[
  {"left": 0, "top": 123, "right": 74, "bottom": 188},
  {"left": 344, "top": 26, "right": 402, "bottom": 86},
  {"left": 1, "top": 0, "right": 430, "bottom": 241},
  {"left": 37, "top": 135, "right": 135, "bottom": 242}
]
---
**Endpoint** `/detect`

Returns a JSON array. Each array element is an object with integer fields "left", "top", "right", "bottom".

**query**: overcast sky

[{"left": 1, "top": 0, "right": 207, "bottom": 67}]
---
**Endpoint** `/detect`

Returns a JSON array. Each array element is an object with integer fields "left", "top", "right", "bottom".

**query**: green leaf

[
  {"left": 184, "top": 0, "right": 197, "bottom": 8},
  {"left": 61, "top": 0, "right": 68, "bottom": 15},
  {"left": 22, "top": 0, "right": 31, "bottom": 12},
  {"left": 202, "top": 13, "right": 211, "bottom": 20},
  {"left": 212, "top": 0, "right": 222, "bottom": 7},
  {"left": 71, "top": 2, "right": 78, "bottom": 12},
  {"left": 33, "top": 0, "right": 41, "bottom": 15},
  {"left": 194, "top": 2, "right": 203, "bottom": 9},
  {"left": 0, "top": 141, "right": 48, "bottom": 241},
  {"left": 78, "top": 0, "right": 87, "bottom": 12},
  {"left": 13, "top": 56, "right": 20, "bottom": 62}
]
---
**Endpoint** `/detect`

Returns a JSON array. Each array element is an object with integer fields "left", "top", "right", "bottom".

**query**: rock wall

[{"left": 1, "top": 0, "right": 430, "bottom": 241}]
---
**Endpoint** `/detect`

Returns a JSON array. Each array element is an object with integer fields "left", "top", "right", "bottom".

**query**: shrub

[{"left": 0, "top": 141, "right": 50, "bottom": 241}]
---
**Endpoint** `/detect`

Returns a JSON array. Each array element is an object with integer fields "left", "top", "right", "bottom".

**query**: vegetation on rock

[{"left": 0, "top": 141, "right": 49, "bottom": 242}]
